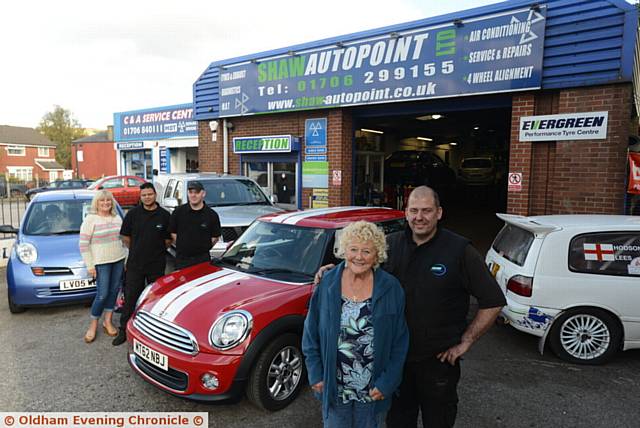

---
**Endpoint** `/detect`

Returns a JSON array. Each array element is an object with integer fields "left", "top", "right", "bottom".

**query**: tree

[{"left": 37, "top": 105, "right": 86, "bottom": 169}]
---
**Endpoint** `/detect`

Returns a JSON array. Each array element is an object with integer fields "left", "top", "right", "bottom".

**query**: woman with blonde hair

[
  {"left": 79, "top": 190, "right": 127, "bottom": 343},
  {"left": 303, "top": 220, "right": 409, "bottom": 427}
]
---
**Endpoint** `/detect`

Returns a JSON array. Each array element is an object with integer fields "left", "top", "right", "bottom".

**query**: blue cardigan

[{"left": 302, "top": 262, "right": 409, "bottom": 418}]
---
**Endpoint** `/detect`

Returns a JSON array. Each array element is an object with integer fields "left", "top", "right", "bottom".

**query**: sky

[{"left": 0, "top": 0, "right": 632, "bottom": 130}]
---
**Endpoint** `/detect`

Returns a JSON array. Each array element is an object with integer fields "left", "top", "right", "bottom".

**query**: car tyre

[
  {"left": 7, "top": 293, "right": 26, "bottom": 314},
  {"left": 246, "top": 333, "right": 306, "bottom": 411},
  {"left": 549, "top": 308, "right": 621, "bottom": 365}
]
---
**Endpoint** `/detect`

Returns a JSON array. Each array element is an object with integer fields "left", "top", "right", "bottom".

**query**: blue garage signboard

[
  {"left": 218, "top": 6, "right": 546, "bottom": 117},
  {"left": 114, "top": 104, "right": 197, "bottom": 141}
]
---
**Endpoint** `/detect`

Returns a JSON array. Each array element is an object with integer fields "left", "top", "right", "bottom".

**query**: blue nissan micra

[{"left": 2, "top": 190, "right": 123, "bottom": 313}]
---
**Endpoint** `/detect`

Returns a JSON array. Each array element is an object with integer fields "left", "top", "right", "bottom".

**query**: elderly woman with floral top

[
  {"left": 79, "top": 190, "right": 127, "bottom": 343},
  {"left": 303, "top": 220, "right": 409, "bottom": 428}
]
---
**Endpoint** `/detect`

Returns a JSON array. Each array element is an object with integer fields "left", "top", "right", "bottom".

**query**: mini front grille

[
  {"left": 133, "top": 311, "right": 198, "bottom": 355},
  {"left": 133, "top": 355, "right": 188, "bottom": 392},
  {"left": 39, "top": 267, "right": 74, "bottom": 275},
  {"left": 36, "top": 286, "right": 96, "bottom": 297}
]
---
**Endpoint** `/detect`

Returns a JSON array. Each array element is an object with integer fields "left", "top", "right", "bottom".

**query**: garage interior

[{"left": 353, "top": 103, "right": 512, "bottom": 251}]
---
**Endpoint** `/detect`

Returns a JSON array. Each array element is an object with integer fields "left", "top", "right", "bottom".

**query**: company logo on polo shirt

[{"left": 430, "top": 264, "right": 447, "bottom": 276}]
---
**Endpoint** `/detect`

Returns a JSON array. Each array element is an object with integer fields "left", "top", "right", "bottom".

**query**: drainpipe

[{"left": 222, "top": 119, "right": 229, "bottom": 174}]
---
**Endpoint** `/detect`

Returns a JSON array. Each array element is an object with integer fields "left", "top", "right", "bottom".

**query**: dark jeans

[
  {"left": 119, "top": 263, "right": 165, "bottom": 329},
  {"left": 386, "top": 357, "right": 461, "bottom": 428},
  {"left": 175, "top": 253, "right": 210, "bottom": 270},
  {"left": 90, "top": 259, "right": 124, "bottom": 319}
]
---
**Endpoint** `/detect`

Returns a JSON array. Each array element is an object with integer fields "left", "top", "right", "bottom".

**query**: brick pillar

[
  {"left": 507, "top": 93, "right": 535, "bottom": 215},
  {"left": 552, "top": 84, "right": 631, "bottom": 214},
  {"left": 198, "top": 120, "right": 222, "bottom": 173},
  {"left": 327, "top": 109, "right": 352, "bottom": 207}
]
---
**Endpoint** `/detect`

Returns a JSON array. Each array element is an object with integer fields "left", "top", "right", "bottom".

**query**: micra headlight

[
  {"left": 16, "top": 243, "right": 37, "bottom": 265},
  {"left": 135, "top": 284, "right": 153, "bottom": 309},
  {"left": 209, "top": 310, "right": 252, "bottom": 350}
]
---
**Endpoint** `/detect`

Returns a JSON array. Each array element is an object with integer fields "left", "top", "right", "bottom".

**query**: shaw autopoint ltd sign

[{"left": 218, "top": 6, "right": 546, "bottom": 116}]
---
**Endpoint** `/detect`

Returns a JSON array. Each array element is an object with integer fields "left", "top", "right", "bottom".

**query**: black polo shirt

[
  {"left": 120, "top": 204, "right": 171, "bottom": 269},
  {"left": 384, "top": 226, "right": 506, "bottom": 359},
  {"left": 169, "top": 203, "right": 221, "bottom": 258}
]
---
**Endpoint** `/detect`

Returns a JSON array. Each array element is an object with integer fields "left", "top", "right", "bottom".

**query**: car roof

[
  {"left": 498, "top": 214, "right": 640, "bottom": 233},
  {"left": 95, "top": 175, "right": 144, "bottom": 181},
  {"left": 32, "top": 189, "right": 96, "bottom": 202},
  {"left": 259, "top": 206, "right": 405, "bottom": 229},
  {"left": 155, "top": 173, "right": 250, "bottom": 181}
]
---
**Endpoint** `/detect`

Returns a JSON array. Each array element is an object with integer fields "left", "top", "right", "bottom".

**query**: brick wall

[
  {"left": 198, "top": 108, "right": 353, "bottom": 208},
  {"left": 508, "top": 83, "right": 632, "bottom": 215},
  {"left": 0, "top": 145, "right": 57, "bottom": 182},
  {"left": 72, "top": 142, "right": 117, "bottom": 179}
]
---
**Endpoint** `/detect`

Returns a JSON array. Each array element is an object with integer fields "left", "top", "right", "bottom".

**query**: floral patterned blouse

[{"left": 336, "top": 297, "right": 374, "bottom": 403}]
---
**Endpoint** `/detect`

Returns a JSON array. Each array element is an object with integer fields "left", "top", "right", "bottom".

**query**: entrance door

[
  {"left": 354, "top": 151, "right": 385, "bottom": 206},
  {"left": 244, "top": 161, "right": 298, "bottom": 210}
]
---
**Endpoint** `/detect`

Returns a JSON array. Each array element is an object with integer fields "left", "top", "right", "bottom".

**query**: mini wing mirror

[
  {"left": 0, "top": 225, "right": 19, "bottom": 234},
  {"left": 270, "top": 194, "right": 278, "bottom": 204}
]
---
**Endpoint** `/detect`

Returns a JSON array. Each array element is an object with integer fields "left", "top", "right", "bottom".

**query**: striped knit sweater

[{"left": 79, "top": 213, "right": 126, "bottom": 270}]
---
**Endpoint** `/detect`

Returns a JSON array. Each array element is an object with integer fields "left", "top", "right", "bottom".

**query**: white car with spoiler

[{"left": 485, "top": 214, "right": 640, "bottom": 365}]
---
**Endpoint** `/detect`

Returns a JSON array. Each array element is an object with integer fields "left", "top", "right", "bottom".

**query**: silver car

[{"left": 154, "top": 173, "right": 284, "bottom": 257}]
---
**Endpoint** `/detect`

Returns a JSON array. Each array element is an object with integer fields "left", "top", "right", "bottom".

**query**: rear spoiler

[{"left": 496, "top": 213, "right": 561, "bottom": 237}]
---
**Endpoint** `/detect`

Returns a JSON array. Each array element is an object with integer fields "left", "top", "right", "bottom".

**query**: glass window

[
  {"left": 569, "top": 232, "right": 640, "bottom": 277},
  {"left": 101, "top": 178, "right": 123, "bottom": 189},
  {"left": 7, "top": 146, "right": 25, "bottom": 156},
  {"left": 128, "top": 178, "right": 141, "bottom": 187},
  {"left": 38, "top": 147, "right": 50, "bottom": 157},
  {"left": 491, "top": 224, "right": 535, "bottom": 266},
  {"left": 174, "top": 181, "right": 184, "bottom": 205},
  {"left": 164, "top": 179, "right": 175, "bottom": 199},
  {"left": 221, "top": 221, "right": 328, "bottom": 279},
  {"left": 201, "top": 179, "right": 269, "bottom": 207},
  {"left": 23, "top": 199, "right": 92, "bottom": 235}
]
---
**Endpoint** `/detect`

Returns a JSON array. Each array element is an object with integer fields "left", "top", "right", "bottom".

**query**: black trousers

[
  {"left": 175, "top": 253, "right": 210, "bottom": 270},
  {"left": 386, "top": 357, "right": 461, "bottom": 428},
  {"left": 119, "top": 263, "right": 165, "bottom": 329}
]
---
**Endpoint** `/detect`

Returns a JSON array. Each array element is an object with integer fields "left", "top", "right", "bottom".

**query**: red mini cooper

[{"left": 127, "top": 207, "right": 405, "bottom": 410}]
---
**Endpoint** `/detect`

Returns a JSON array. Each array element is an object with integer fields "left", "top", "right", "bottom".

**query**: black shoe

[{"left": 112, "top": 330, "right": 126, "bottom": 346}]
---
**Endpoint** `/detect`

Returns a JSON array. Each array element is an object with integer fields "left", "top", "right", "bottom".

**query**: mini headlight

[
  {"left": 209, "top": 310, "right": 252, "bottom": 350},
  {"left": 135, "top": 284, "right": 153, "bottom": 309},
  {"left": 16, "top": 243, "right": 37, "bottom": 265}
]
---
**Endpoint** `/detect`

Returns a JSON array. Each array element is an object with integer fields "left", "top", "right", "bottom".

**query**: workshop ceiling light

[
  {"left": 416, "top": 114, "right": 443, "bottom": 121},
  {"left": 361, "top": 128, "right": 384, "bottom": 134},
  {"left": 417, "top": 137, "right": 433, "bottom": 141}
]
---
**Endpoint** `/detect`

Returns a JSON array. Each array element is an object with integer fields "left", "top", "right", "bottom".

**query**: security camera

[
  {"left": 226, "top": 121, "right": 234, "bottom": 130},
  {"left": 209, "top": 121, "right": 219, "bottom": 132}
]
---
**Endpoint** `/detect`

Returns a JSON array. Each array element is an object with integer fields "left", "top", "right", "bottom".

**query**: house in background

[
  {"left": 71, "top": 126, "right": 117, "bottom": 179},
  {"left": 0, "top": 125, "right": 63, "bottom": 184}
]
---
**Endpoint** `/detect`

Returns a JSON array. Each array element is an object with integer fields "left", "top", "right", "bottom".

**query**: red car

[
  {"left": 127, "top": 207, "right": 406, "bottom": 410},
  {"left": 88, "top": 175, "right": 146, "bottom": 207}
]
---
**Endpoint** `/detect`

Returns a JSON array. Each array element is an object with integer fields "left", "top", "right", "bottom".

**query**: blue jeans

[
  {"left": 324, "top": 400, "right": 384, "bottom": 428},
  {"left": 90, "top": 259, "right": 124, "bottom": 319}
]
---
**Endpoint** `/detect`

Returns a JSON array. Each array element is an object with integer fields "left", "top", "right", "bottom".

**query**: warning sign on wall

[
  {"left": 312, "top": 188, "right": 329, "bottom": 208},
  {"left": 508, "top": 172, "right": 522, "bottom": 192}
]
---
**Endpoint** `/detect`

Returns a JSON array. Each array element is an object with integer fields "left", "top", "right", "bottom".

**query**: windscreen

[
  {"left": 23, "top": 199, "right": 92, "bottom": 235},
  {"left": 491, "top": 223, "right": 534, "bottom": 266},
  {"left": 220, "top": 221, "right": 328, "bottom": 280},
  {"left": 198, "top": 179, "right": 269, "bottom": 207},
  {"left": 462, "top": 158, "right": 493, "bottom": 168}
]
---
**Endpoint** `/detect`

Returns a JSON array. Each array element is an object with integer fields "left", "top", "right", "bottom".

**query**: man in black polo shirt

[
  {"left": 113, "top": 182, "right": 171, "bottom": 346},
  {"left": 314, "top": 186, "right": 506, "bottom": 427},
  {"left": 384, "top": 186, "right": 506, "bottom": 428},
  {"left": 169, "top": 180, "right": 221, "bottom": 269}
]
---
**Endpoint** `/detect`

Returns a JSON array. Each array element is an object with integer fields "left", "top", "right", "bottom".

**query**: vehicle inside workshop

[{"left": 353, "top": 106, "right": 511, "bottom": 251}]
